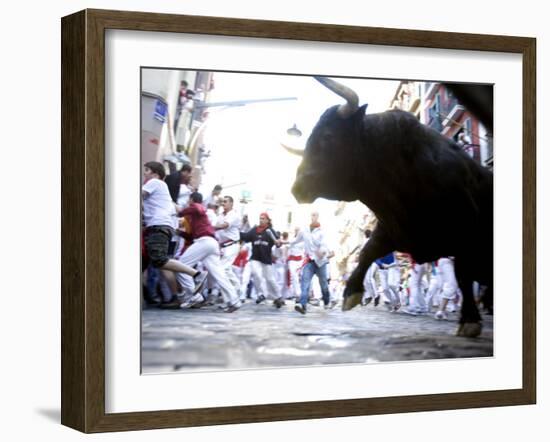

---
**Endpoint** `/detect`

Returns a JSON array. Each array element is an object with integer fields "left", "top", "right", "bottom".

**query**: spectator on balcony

[
  {"left": 174, "top": 81, "right": 189, "bottom": 132},
  {"left": 457, "top": 129, "right": 474, "bottom": 158}
]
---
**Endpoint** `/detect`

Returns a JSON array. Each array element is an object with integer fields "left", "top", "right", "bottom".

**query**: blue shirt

[{"left": 376, "top": 252, "right": 395, "bottom": 267}]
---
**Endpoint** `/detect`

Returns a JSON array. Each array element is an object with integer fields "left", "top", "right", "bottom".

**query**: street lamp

[
  {"left": 286, "top": 123, "right": 302, "bottom": 137},
  {"left": 281, "top": 123, "right": 305, "bottom": 157}
]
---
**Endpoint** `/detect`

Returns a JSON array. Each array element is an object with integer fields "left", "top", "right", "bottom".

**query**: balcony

[
  {"left": 441, "top": 96, "right": 465, "bottom": 127},
  {"left": 428, "top": 95, "right": 468, "bottom": 134}
]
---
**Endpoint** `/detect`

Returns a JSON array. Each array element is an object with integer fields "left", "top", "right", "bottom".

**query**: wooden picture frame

[{"left": 61, "top": 9, "right": 536, "bottom": 433}]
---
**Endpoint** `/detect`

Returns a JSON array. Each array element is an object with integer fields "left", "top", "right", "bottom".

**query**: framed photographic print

[{"left": 61, "top": 9, "right": 536, "bottom": 433}]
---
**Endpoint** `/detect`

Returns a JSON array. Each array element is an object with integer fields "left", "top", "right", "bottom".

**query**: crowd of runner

[{"left": 142, "top": 161, "right": 486, "bottom": 318}]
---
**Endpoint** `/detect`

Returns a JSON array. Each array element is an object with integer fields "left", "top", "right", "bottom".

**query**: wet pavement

[{"left": 141, "top": 300, "right": 493, "bottom": 374}]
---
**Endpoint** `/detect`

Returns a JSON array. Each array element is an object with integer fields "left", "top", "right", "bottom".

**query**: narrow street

[{"left": 141, "top": 301, "right": 493, "bottom": 374}]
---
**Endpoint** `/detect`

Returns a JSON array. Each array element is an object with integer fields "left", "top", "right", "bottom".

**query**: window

[
  {"left": 428, "top": 93, "right": 443, "bottom": 131},
  {"left": 464, "top": 117, "right": 472, "bottom": 135},
  {"left": 429, "top": 94, "right": 441, "bottom": 119}
]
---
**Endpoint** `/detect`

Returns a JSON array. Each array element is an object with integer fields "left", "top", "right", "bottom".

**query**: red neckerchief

[
  {"left": 256, "top": 224, "right": 268, "bottom": 234},
  {"left": 310, "top": 222, "right": 321, "bottom": 231}
]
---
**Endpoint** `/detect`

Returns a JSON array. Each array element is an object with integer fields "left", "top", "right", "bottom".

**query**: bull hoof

[
  {"left": 456, "top": 322, "right": 482, "bottom": 338},
  {"left": 342, "top": 292, "right": 363, "bottom": 311}
]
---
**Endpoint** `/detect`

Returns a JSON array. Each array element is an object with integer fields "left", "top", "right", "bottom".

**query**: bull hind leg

[
  {"left": 454, "top": 259, "right": 482, "bottom": 338},
  {"left": 342, "top": 226, "right": 393, "bottom": 311}
]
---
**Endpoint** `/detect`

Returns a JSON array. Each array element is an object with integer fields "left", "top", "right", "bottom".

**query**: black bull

[{"left": 289, "top": 77, "right": 493, "bottom": 338}]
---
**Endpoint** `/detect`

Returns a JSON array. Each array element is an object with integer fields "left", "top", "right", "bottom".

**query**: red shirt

[{"left": 180, "top": 203, "right": 216, "bottom": 240}]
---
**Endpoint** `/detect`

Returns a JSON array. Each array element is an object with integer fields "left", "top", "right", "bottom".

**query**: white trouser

[
  {"left": 232, "top": 265, "right": 247, "bottom": 300},
  {"left": 176, "top": 236, "right": 239, "bottom": 306},
  {"left": 274, "top": 262, "right": 287, "bottom": 298},
  {"left": 362, "top": 263, "right": 377, "bottom": 300},
  {"left": 425, "top": 271, "right": 442, "bottom": 310},
  {"left": 378, "top": 265, "right": 401, "bottom": 306},
  {"left": 219, "top": 242, "right": 241, "bottom": 296},
  {"left": 238, "top": 262, "right": 253, "bottom": 300},
  {"left": 249, "top": 260, "right": 281, "bottom": 300},
  {"left": 287, "top": 260, "right": 302, "bottom": 299},
  {"left": 207, "top": 272, "right": 218, "bottom": 293},
  {"left": 439, "top": 257, "right": 458, "bottom": 300},
  {"left": 409, "top": 263, "right": 428, "bottom": 311}
]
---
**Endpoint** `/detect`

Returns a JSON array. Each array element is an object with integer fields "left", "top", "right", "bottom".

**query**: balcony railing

[{"left": 428, "top": 95, "right": 465, "bottom": 132}]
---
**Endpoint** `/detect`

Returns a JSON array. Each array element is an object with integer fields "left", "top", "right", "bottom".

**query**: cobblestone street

[{"left": 141, "top": 301, "right": 493, "bottom": 374}]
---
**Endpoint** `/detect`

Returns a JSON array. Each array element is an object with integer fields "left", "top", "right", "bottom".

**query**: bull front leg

[
  {"left": 454, "top": 257, "right": 483, "bottom": 338},
  {"left": 342, "top": 226, "right": 393, "bottom": 311}
]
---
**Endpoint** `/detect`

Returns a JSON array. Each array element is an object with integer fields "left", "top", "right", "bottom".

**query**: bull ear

[{"left": 354, "top": 104, "right": 368, "bottom": 121}]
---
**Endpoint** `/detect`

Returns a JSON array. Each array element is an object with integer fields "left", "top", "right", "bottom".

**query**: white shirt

[
  {"left": 206, "top": 208, "right": 218, "bottom": 227},
  {"left": 142, "top": 178, "right": 177, "bottom": 228},
  {"left": 203, "top": 193, "right": 219, "bottom": 208},
  {"left": 272, "top": 243, "right": 288, "bottom": 267},
  {"left": 177, "top": 184, "right": 193, "bottom": 208},
  {"left": 215, "top": 209, "right": 241, "bottom": 243},
  {"left": 271, "top": 244, "right": 285, "bottom": 266},
  {"left": 288, "top": 238, "right": 304, "bottom": 258},
  {"left": 291, "top": 226, "right": 329, "bottom": 266}
]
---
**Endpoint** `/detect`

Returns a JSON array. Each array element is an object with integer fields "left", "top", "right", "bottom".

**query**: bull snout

[
  {"left": 291, "top": 180, "right": 307, "bottom": 203},
  {"left": 291, "top": 168, "right": 317, "bottom": 203}
]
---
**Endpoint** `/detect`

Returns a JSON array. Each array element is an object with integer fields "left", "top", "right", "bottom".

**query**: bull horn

[
  {"left": 280, "top": 142, "right": 304, "bottom": 157},
  {"left": 314, "top": 76, "right": 359, "bottom": 118}
]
